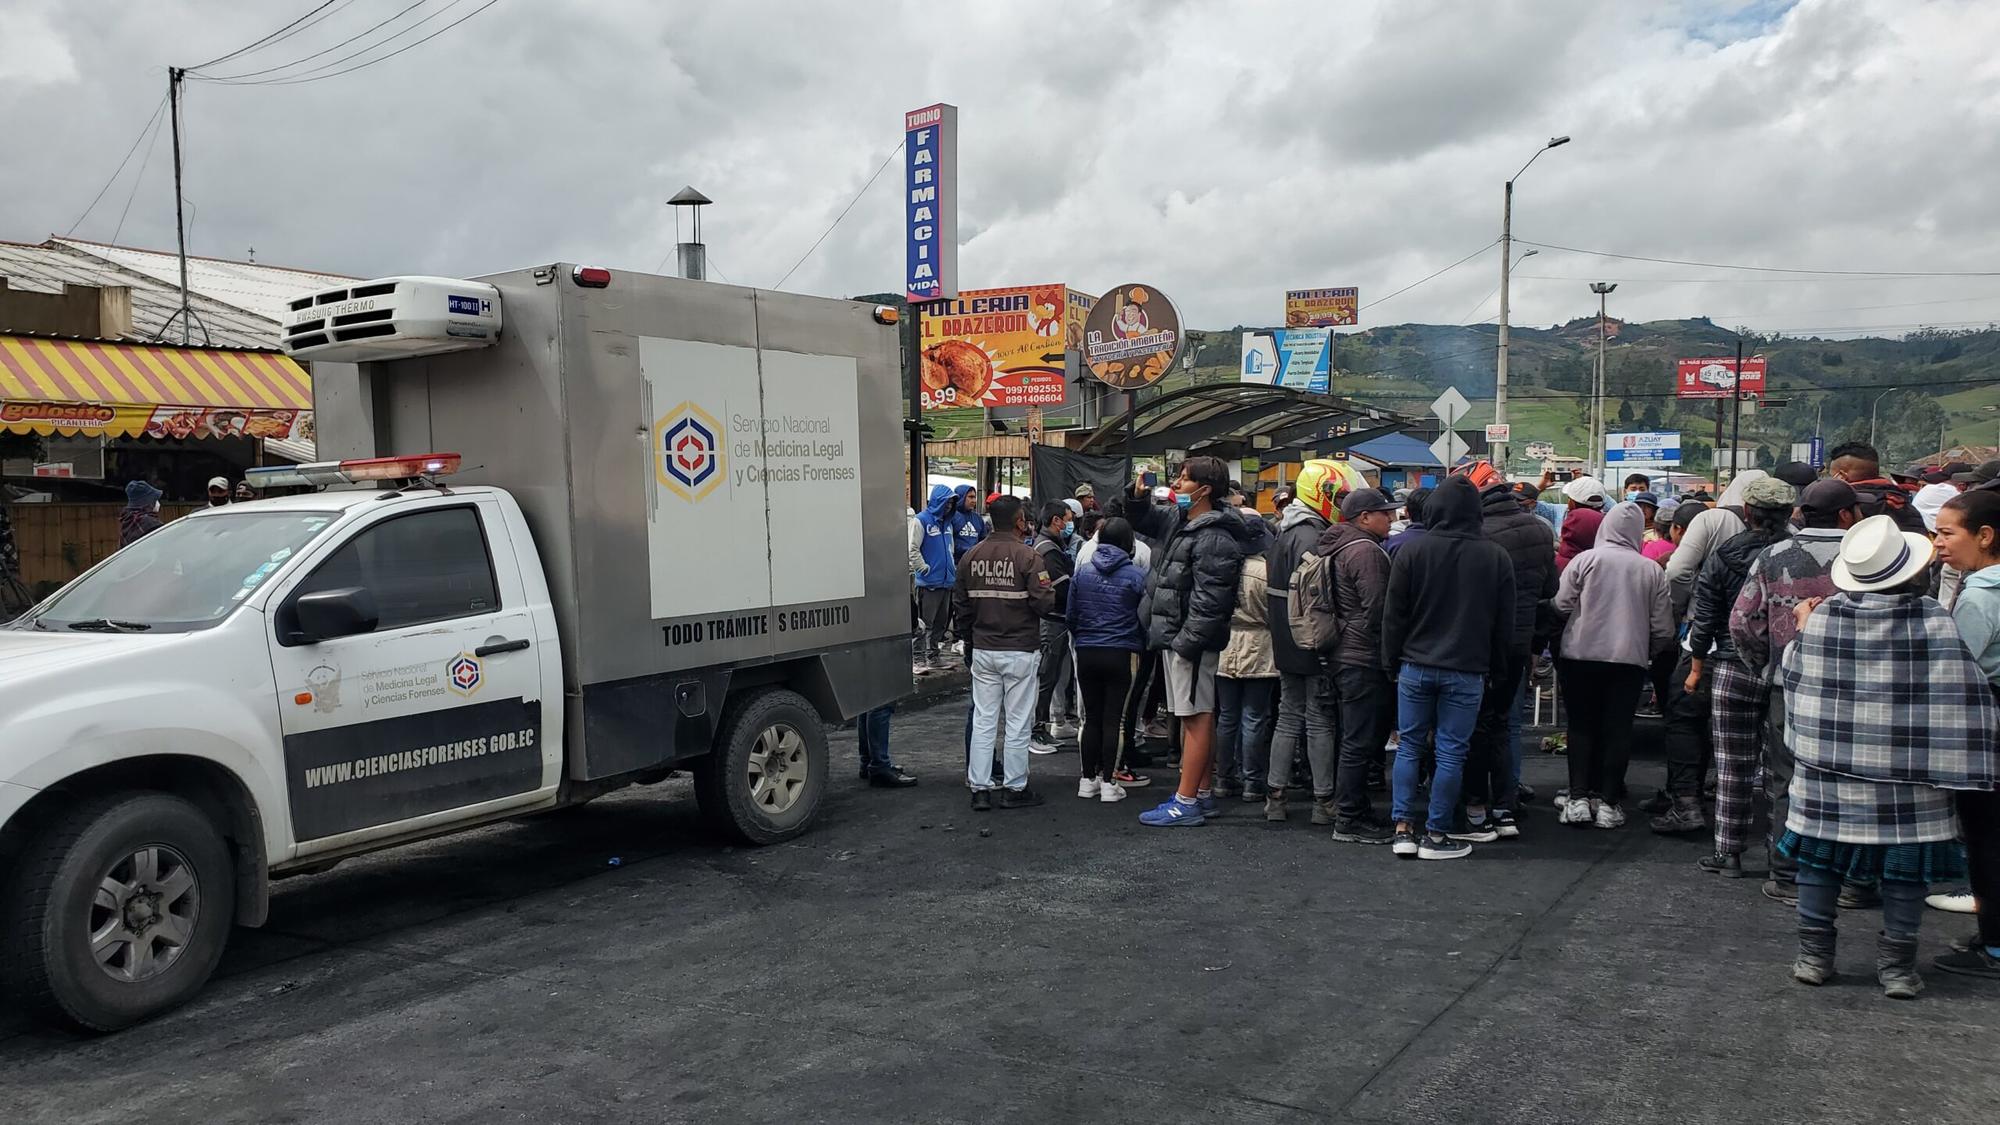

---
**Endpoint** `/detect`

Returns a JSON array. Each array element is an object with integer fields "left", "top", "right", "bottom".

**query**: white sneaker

[
  {"left": 1030, "top": 738, "right": 1060, "bottom": 756},
  {"left": 912, "top": 661, "right": 931, "bottom": 677},
  {"left": 1051, "top": 720, "right": 1077, "bottom": 741},
  {"left": 1926, "top": 890, "right": 1977, "bottom": 913},
  {"left": 1559, "top": 798, "right": 1594, "bottom": 826},
  {"left": 1595, "top": 802, "right": 1627, "bottom": 830},
  {"left": 1099, "top": 781, "right": 1128, "bottom": 804},
  {"left": 1077, "top": 777, "right": 1101, "bottom": 799}
]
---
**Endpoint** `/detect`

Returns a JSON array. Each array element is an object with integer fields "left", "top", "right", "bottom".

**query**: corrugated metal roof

[
  {"left": 52, "top": 238, "right": 355, "bottom": 324},
  {"left": 0, "top": 239, "right": 281, "bottom": 348}
]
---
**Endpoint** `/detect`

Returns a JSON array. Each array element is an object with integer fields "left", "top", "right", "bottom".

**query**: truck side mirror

[{"left": 292, "top": 587, "right": 380, "bottom": 643}]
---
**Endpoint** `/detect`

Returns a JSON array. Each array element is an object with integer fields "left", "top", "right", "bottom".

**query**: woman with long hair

[
  {"left": 1927, "top": 490, "right": 2000, "bottom": 981},
  {"left": 1066, "top": 517, "right": 1150, "bottom": 803}
]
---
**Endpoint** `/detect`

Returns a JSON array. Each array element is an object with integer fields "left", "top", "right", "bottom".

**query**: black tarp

[{"left": 1031, "top": 445, "right": 1132, "bottom": 515}]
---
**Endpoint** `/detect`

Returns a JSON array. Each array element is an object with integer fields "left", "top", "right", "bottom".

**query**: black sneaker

[
  {"left": 1696, "top": 852, "right": 1744, "bottom": 877},
  {"left": 1391, "top": 827, "right": 1419, "bottom": 858},
  {"left": 1489, "top": 809, "right": 1521, "bottom": 839},
  {"left": 970, "top": 789, "right": 993, "bottom": 812},
  {"left": 1935, "top": 946, "right": 2000, "bottom": 979},
  {"left": 1331, "top": 814, "right": 1395, "bottom": 845},
  {"left": 1762, "top": 879, "right": 1800, "bottom": 905},
  {"left": 1000, "top": 786, "right": 1046, "bottom": 809},
  {"left": 1649, "top": 802, "right": 1708, "bottom": 836},
  {"left": 1516, "top": 782, "right": 1537, "bottom": 803},
  {"left": 1418, "top": 832, "right": 1473, "bottom": 860}
]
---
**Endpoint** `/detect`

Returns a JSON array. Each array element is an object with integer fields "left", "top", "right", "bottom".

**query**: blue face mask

[
  {"left": 1061, "top": 523, "right": 1076, "bottom": 541},
  {"left": 1175, "top": 493, "right": 1192, "bottom": 511}
]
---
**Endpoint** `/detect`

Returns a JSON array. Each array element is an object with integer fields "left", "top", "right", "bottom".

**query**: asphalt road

[{"left": 3, "top": 699, "right": 1995, "bottom": 1124}]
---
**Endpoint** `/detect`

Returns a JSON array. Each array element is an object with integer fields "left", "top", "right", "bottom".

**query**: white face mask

[{"left": 152, "top": 501, "right": 162, "bottom": 513}]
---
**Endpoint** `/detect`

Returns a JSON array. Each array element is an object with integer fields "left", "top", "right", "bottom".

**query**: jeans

[
  {"left": 1332, "top": 665, "right": 1392, "bottom": 818},
  {"left": 968, "top": 649, "right": 1039, "bottom": 791},
  {"left": 1467, "top": 649, "right": 1528, "bottom": 811},
  {"left": 1798, "top": 866, "right": 1926, "bottom": 939},
  {"left": 1214, "top": 676, "right": 1277, "bottom": 790},
  {"left": 857, "top": 706, "right": 895, "bottom": 776},
  {"left": 1035, "top": 618, "right": 1072, "bottom": 726},
  {"left": 1558, "top": 659, "right": 1646, "bottom": 804},
  {"left": 1392, "top": 662, "right": 1484, "bottom": 834},
  {"left": 1269, "top": 670, "right": 1338, "bottom": 798},
  {"left": 1663, "top": 652, "right": 1713, "bottom": 800},
  {"left": 915, "top": 587, "right": 952, "bottom": 662},
  {"left": 1075, "top": 647, "right": 1138, "bottom": 781}
]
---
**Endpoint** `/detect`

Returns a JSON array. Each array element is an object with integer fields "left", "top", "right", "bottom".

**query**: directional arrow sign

[
  {"left": 1429, "top": 386, "right": 1471, "bottom": 426},
  {"left": 1431, "top": 429, "right": 1470, "bottom": 466}
]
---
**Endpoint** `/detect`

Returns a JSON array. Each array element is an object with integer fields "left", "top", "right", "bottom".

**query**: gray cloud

[{"left": 3, "top": 0, "right": 1995, "bottom": 339}]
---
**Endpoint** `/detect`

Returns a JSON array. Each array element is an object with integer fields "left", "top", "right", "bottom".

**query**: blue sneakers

[{"left": 1139, "top": 796, "right": 1207, "bottom": 827}]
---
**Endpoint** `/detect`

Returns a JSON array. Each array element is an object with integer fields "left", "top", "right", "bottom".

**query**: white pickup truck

[{"left": 0, "top": 267, "right": 911, "bottom": 1031}]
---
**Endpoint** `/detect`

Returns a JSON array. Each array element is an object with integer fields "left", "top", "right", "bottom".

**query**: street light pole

[
  {"left": 1589, "top": 282, "right": 1615, "bottom": 480},
  {"left": 1870, "top": 388, "right": 1896, "bottom": 451},
  {"left": 1495, "top": 135, "right": 1570, "bottom": 474},
  {"left": 1726, "top": 336, "right": 1745, "bottom": 484}
]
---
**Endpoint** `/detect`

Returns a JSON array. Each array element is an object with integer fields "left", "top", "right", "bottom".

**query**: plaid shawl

[{"left": 1781, "top": 591, "right": 2000, "bottom": 792}]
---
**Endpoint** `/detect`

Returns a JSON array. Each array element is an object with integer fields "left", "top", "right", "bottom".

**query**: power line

[
  {"left": 109, "top": 105, "right": 168, "bottom": 244},
  {"left": 1360, "top": 241, "right": 1495, "bottom": 311},
  {"left": 244, "top": 0, "right": 501, "bottom": 87},
  {"left": 773, "top": 141, "right": 904, "bottom": 291},
  {"left": 1517, "top": 239, "right": 2000, "bottom": 278},
  {"left": 184, "top": 1, "right": 344, "bottom": 71},
  {"left": 64, "top": 94, "right": 168, "bottom": 237},
  {"left": 1512, "top": 273, "right": 1959, "bottom": 285},
  {"left": 190, "top": 0, "right": 435, "bottom": 83}
]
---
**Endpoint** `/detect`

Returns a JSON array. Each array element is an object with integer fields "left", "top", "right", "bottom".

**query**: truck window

[
  {"left": 288, "top": 506, "right": 500, "bottom": 634},
  {"left": 17, "top": 511, "right": 337, "bottom": 634}
]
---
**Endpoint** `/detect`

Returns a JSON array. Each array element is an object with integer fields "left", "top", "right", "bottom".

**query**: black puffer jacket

[
  {"left": 1480, "top": 483, "right": 1558, "bottom": 652},
  {"left": 1264, "top": 505, "right": 1331, "bottom": 675},
  {"left": 1136, "top": 504, "right": 1269, "bottom": 658},
  {"left": 1688, "top": 525, "right": 1789, "bottom": 664}
]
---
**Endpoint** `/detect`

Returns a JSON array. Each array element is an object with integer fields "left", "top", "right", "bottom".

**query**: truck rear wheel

[
  {"left": 1, "top": 792, "right": 236, "bottom": 1033},
  {"left": 694, "top": 688, "right": 827, "bottom": 845}
]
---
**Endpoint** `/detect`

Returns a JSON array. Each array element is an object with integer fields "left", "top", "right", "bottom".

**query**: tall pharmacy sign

[{"left": 904, "top": 104, "right": 959, "bottom": 303}]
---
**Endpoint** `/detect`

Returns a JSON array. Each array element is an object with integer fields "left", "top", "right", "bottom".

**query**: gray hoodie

[{"left": 1554, "top": 503, "right": 1675, "bottom": 668}]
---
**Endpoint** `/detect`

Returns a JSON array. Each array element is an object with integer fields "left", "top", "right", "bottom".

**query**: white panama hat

[{"left": 1830, "top": 513, "right": 1934, "bottom": 593}]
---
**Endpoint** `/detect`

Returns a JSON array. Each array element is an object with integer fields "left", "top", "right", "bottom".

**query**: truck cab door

[{"left": 266, "top": 495, "right": 555, "bottom": 856}]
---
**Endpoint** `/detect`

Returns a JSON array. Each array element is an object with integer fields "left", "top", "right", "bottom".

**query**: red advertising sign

[{"left": 1676, "top": 356, "right": 1767, "bottom": 399}]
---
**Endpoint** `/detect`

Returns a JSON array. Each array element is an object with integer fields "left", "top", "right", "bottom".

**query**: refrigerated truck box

[{"left": 302, "top": 266, "right": 912, "bottom": 781}]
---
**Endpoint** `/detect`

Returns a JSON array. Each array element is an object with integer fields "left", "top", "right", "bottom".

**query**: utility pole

[
  {"left": 1726, "top": 336, "right": 1744, "bottom": 484},
  {"left": 1495, "top": 135, "right": 1570, "bottom": 474},
  {"left": 1590, "top": 282, "right": 1615, "bottom": 479},
  {"left": 167, "top": 67, "right": 192, "bottom": 344}
]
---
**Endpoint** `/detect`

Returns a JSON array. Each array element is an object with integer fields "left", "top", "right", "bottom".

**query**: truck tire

[
  {"left": 693, "top": 688, "right": 827, "bottom": 846},
  {"left": 1, "top": 792, "right": 236, "bottom": 1033}
]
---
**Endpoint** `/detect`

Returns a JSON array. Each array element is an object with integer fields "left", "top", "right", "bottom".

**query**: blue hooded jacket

[
  {"left": 914, "top": 484, "right": 958, "bottom": 590},
  {"left": 950, "top": 484, "right": 987, "bottom": 557},
  {"left": 1067, "top": 544, "right": 1147, "bottom": 651}
]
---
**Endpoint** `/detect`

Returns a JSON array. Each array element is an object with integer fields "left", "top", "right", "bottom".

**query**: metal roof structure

[
  {"left": 1075, "top": 383, "right": 1423, "bottom": 463},
  {"left": 50, "top": 237, "right": 354, "bottom": 325},
  {"left": 0, "top": 240, "right": 277, "bottom": 348}
]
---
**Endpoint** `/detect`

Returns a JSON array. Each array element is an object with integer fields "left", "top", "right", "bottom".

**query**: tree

[
  {"left": 1616, "top": 400, "right": 1636, "bottom": 427},
  {"left": 1639, "top": 402, "right": 1664, "bottom": 430}
]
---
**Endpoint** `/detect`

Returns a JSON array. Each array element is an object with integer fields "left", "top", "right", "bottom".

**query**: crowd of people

[{"left": 887, "top": 441, "right": 1999, "bottom": 999}]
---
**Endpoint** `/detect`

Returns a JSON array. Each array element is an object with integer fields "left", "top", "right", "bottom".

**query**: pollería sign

[{"left": 904, "top": 104, "right": 959, "bottom": 303}]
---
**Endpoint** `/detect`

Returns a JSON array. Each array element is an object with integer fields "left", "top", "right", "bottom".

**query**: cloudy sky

[{"left": 3, "top": 0, "right": 1996, "bottom": 337}]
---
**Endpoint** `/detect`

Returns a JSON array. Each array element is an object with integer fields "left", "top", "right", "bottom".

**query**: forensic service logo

[
  {"left": 446, "top": 653, "right": 483, "bottom": 697},
  {"left": 655, "top": 401, "right": 725, "bottom": 501}
]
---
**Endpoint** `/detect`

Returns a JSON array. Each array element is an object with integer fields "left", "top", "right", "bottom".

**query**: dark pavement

[{"left": 2, "top": 697, "right": 1995, "bottom": 1124}]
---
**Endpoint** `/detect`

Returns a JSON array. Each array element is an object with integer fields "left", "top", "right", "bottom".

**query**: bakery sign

[
  {"left": 919, "top": 285, "right": 1093, "bottom": 411},
  {"left": 1085, "top": 283, "right": 1182, "bottom": 390}
]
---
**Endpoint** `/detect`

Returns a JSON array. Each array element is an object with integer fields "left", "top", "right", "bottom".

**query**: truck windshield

[{"left": 20, "top": 510, "right": 339, "bottom": 634}]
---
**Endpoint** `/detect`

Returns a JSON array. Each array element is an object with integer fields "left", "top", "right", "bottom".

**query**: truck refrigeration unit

[{"left": 0, "top": 265, "right": 911, "bottom": 1031}]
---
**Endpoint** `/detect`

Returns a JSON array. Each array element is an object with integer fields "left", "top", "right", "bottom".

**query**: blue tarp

[{"left": 1351, "top": 431, "right": 1442, "bottom": 468}]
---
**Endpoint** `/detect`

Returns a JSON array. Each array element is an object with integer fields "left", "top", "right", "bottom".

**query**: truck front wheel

[
  {"left": 1, "top": 792, "right": 236, "bottom": 1033},
  {"left": 693, "top": 688, "right": 828, "bottom": 845}
]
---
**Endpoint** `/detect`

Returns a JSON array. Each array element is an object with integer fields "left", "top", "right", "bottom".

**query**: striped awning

[{"left": 0, "top": 334, "right": 311, "bottom": 439}]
